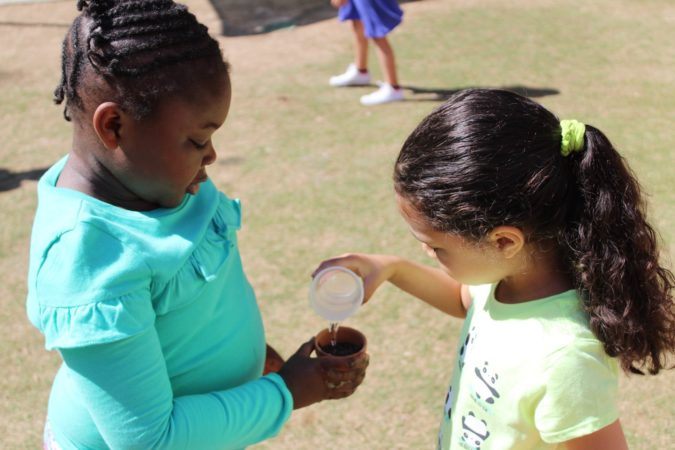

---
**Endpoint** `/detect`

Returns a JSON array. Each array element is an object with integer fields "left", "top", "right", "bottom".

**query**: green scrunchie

[{"left": 560, "top": 119, "right": 586, "bottom": 156}]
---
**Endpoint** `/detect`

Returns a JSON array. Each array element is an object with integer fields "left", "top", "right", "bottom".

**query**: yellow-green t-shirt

[{"left": 438, "top": 284, "right": 619, "bottom": 450}]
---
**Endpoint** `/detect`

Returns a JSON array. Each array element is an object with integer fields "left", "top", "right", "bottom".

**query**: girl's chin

[{"left": 186, "top": 183, "right": 201, "bottom": 195}]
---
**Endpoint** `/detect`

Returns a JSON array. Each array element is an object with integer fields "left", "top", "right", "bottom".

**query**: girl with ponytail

[{"left": 314, "top": 88, "right": 674, "bottom": 449}]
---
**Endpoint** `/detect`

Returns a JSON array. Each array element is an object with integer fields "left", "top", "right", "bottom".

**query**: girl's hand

[
  {"left": 263, "top": 344, "right": 285, "bottom": 375},
  {"left": 330, "top": 0, "right": 348, "bottom": 9},
  {"left": 277, "top": 338, "right": 369, "bottom": 409},
  {"left": 312, "top": 253, "right": 399, "bottom": 304}
]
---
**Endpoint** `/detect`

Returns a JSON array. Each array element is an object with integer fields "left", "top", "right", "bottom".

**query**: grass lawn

[{"left": 0, "top": 0, "right": 673, "bottom": 448}]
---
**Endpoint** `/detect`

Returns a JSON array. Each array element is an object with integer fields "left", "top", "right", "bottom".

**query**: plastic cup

[{"left": 309, "top": 266, "right": 364, "bottom": 322}]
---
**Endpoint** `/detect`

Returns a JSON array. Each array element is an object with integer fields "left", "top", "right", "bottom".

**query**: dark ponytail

[
  {"left": 564, "top": 125, "right": 675, "bottom": 374},
  {"left": 394, "top": 88, "right": 675, "bottom": 374}
]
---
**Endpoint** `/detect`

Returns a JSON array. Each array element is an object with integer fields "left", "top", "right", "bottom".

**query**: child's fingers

[
  {"left": 310, "top": 256, "right": 348, "bottom": 278},
  {"left": 324, "top": 368, "right": 361, "bottom": 382},
  {"left": 362, "top": 275, "right": 380, "bottom": 303},
  {"left": 326, "top": 377, "right": 365, "bottom": 399},
  {"left": 319, "top": 352, "right": 369, "bottom": 373},
  {"left": 291, "top": 337, "right": 315, "bottom": 358},
  {"left": 350, "top": 353, "right": 370, "bottom": 370}
]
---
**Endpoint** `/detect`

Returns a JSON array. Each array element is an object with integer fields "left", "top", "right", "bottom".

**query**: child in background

[
  {"left": 27, "top": 1, "right": 368, "bottom": 449},
  {"left": 314, "top": 89, "right": 675, "bottom": 449},
  {"left": 329, "top": 0, "right": 405, "bottom": 105}
]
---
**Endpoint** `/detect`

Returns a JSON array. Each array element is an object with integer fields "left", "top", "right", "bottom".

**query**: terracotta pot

[{"left": 314, "top": 326, "right": 367, "bottom": 368}]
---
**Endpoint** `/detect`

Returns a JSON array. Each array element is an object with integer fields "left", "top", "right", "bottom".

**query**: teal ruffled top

[{"left": 26, "top": 157, "right": 292, "bottom": 449}]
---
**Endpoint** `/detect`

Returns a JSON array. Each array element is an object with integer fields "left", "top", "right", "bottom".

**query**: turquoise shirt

[{"left": 26, "top": 157, "right": 292, "bottom": 449}]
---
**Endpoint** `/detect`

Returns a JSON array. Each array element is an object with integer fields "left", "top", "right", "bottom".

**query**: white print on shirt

[
  {"left": 471, "top": 361, "right": 501, "bottom": 406},
  {"left": 458, "top": 326, "right": 477, "bottom": 370},
  {"left": 460, "top": 411, "right": 490, "bottom": 449}
]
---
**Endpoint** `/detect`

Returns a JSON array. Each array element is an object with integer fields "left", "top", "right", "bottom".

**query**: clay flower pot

[
  {"left": 315, "top": 326, "right": 369, "bottom": 392},
  {"left": 314, "top": 326, "right": 367, "bottom": 364}
]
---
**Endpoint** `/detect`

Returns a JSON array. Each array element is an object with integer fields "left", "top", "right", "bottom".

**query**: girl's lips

[{"left": 186, "top": 173, "right": 208, "bottom": 194}]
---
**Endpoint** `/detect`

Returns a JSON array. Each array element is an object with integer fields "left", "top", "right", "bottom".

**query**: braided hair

[{"left": 54, "top": 0, "right": 228, "bottom": 121}]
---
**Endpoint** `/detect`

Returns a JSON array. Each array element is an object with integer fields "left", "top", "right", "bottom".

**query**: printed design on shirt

[
  {"left": 458, "top": 326, "right": 477, "bottom": 370},
  {"left": 460, "top": 411, "right": 490, "bottom": 449},
  {"left": 443, "top": 385, "right": 455, "bottom": 419},
  {"left": 437, "top": 385, "right": 455, "bottom": 450},
  {"left": 471, "top": 361, "right": 500, "bottom": 406}
]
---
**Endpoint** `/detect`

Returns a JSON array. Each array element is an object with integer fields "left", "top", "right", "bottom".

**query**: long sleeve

[{"left": 59, "top": 326, "right": 292, "bottom": 450}]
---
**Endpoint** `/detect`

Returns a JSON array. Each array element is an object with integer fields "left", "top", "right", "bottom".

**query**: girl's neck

[
  {"left": 495, "top": 244, "right": 574, "bottom": 304},
  {"left": 57, "top": 150, "right": 156, "bottom": 211}
]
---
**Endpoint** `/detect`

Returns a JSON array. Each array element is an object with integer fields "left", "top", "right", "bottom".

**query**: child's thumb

[{"left": 294, "top": 337, "right": 316, "bottom": 357}]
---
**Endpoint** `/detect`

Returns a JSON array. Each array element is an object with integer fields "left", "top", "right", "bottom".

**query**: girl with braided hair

[
  {"left": 313, "top": 89, "right": 675, "bottom": 449},
  {"left": 27, "top": 1, "right": 368, "bottom": 448}
]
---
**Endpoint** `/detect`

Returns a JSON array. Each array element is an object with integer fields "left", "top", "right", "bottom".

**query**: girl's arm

[
  {"left": 313, "top": 253, "right": 470, "bottom": 318},
  {"left": 61, "top": 327, "right": 294, "bottom": 449},
  {"left": 60, "top": 329, "right": 365, "bottom": 449},
  {"left": 564, "top": 420, "right": 628, "bottom": 450}
]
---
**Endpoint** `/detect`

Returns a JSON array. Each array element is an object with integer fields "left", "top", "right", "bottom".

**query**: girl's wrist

[{"left": 379, "top": 254, "right": 402, "bottom": 283}]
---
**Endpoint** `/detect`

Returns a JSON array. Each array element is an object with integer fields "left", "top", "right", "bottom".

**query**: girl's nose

[{"left": 203, "top": 143, "right": 217, "bottom": 166}]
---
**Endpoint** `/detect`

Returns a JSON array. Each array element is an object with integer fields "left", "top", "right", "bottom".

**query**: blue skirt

[{"left": 338, "top": 0, "right": 403, "bottom": 38}]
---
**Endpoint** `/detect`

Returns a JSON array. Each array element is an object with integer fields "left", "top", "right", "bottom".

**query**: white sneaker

[
  {"left": 329, "top": 64, "right": 371, "bottom": 87},
  {"left": 359, "top": 83, "right": 404, "bottom": 106}
]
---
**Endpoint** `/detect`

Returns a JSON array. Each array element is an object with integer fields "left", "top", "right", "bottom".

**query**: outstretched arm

[{"left": 313, "top": 253, "right": 470, "bottom": 318}]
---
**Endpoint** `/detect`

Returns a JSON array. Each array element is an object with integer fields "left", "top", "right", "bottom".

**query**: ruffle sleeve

[
  {"left": 151, "top": 194, "right": 242, "bottom": 315},
  {"left": 27, "top": 223, "right": 155, "bottom": 350},
  {"left": 190, "top": 194, "right": 241, "bottom": 283}
]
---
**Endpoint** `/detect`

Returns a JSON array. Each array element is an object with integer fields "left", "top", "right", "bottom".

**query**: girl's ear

[
  {"left": 488, "top": 226, "right": 525, "bottom": 259},
  {"left": 92, "top": 102, "right": 124, "bottom": 150}
]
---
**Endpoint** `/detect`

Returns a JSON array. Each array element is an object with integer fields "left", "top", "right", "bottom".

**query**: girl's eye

[{"left": 189, "top": 139, "right": 208, "bottom": 149}]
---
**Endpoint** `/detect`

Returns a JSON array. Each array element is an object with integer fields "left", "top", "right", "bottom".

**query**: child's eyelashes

[{"left": 189, "top": 139, "right": 209, "bottom": 150}]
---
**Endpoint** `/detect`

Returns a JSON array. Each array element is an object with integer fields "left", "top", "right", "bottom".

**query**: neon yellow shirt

[{"left": 438, "top": 284, "right": 619, "bottom": 450}]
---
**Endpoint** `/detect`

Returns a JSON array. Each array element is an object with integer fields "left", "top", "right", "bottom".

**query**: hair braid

[
  {"left": 104, "top": 18, "right": 194, "bottom": 40},
  {"left": 55, "top": 0, "right": 228, "bottom": 120},
  {"left": 110, "top": 8, "right": 185, "bottom": 27}
]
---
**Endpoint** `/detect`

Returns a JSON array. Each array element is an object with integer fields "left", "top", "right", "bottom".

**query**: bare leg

[
  {"left": 372, "top": 36, "right": 399, "bottom": 86},
  {"left": 351, "top": 20, "right": 369, "bottom": 71}
]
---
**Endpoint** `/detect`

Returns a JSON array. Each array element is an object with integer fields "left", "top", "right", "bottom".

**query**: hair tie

[{"left": 560, "top": 119, "right": 586, "bottom": 156}]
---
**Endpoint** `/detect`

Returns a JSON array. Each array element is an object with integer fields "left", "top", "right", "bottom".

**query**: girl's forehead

[
  {"left": 396, "top": 194, "right": 424, "bottom": 223},
  {"left": 143, "top": 71, "right": 229, "bottom": 113},
  {"left": 396, "top": 195, "right": 434, "bottom": 234}
]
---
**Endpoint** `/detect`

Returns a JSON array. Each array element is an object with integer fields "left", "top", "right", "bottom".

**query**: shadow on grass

[
  {"left": 402, "top": 85, "right": 560, "bottom": 101},
  {"left": 0, "top": 21, "right": 70, "bottom": 28},
  {"left": 0, "top": 167, "right": 47, "bottom": 192},
  {"left": 210, "top": 0, "right": 421, "bottom": 36}
]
